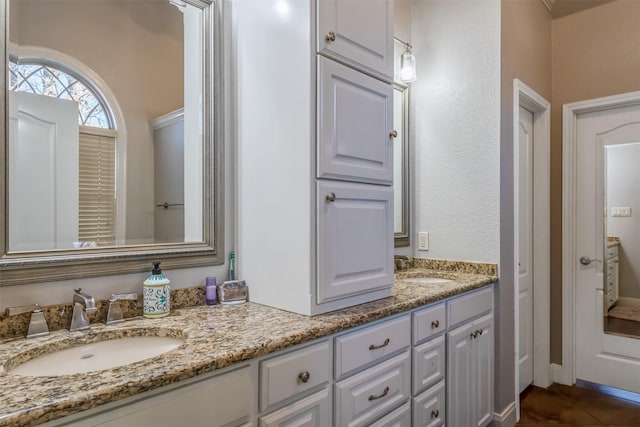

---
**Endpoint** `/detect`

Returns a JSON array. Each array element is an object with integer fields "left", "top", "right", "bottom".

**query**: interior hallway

[{"left": 517, "top": 382, "right": 640, "bottom": 426}]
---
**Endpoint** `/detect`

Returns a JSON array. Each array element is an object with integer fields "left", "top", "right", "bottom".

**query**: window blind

[{"left": 79, "top": 128, "right": 117, "bottom": 246}]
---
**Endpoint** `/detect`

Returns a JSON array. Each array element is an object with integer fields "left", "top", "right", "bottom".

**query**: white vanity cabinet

[
  {"left": 236, "top": 0, "right": 395, "bottom": 315},
  {"left": 606, "top": 245, "right": 619, "bottom": 311},
  {"left": 446, "top": 288, "right": 495, "bottom": 427}
]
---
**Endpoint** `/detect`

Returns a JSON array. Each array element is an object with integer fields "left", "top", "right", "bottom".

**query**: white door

[
  {"left": 317, "top": 57, "right": 394, "bottom": 185},
  {"left": 575, "top": 102, "right": 640, "bottom": 393},
  {"left": 316, "top": 180, "right": 393, "bottom": 304},
  {"left": 517, "top": 106, "right": 534, "bottom": 393},
  {"left": 8, "top": 91, "right": 79, "bottom": 251}
]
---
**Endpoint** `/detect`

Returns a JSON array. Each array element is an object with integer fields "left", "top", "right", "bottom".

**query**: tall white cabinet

[{"left": 236, "top": 0, "right": 395, "bottom": 315}]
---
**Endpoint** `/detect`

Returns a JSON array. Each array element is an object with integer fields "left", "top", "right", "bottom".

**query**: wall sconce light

[{"left": 399, "top": 43, "right": 417, "bottom": 83}]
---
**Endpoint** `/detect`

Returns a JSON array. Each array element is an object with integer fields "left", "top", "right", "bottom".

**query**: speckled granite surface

[
  {"left": 411, "top": 258, "right": 498, "bottom": 276},
  {"left": 607, "top": 236, "right": 620, "bottom": 248},
  {"left": 0, "top": 269, "right": 497, "bottom": 426}
]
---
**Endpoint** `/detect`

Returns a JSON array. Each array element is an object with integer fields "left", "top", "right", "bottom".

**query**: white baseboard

[{"left": 492, "top": 401, "right": 517, "bottom": 427}]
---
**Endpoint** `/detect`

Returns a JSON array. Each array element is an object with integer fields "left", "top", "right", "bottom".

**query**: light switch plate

[
  {"left": 611, "top": 207, "right": 632, "bottom": 217},
  {"left": 418, "top": 232, "right": 429, "bottom": 251}
]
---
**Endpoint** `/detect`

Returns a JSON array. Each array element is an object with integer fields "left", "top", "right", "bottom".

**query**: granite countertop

[{"left": 0, "top": 268, "right": 497, "bottom": 426}]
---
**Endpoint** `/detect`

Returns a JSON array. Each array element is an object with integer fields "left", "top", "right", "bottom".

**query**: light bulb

[{"left": 399, "top": 50, "right": 417, "bottom": 83}]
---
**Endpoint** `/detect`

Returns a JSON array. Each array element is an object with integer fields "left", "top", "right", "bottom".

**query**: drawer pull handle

[
  {"left": 431, "top": 320, "right": 440, "bottom": 329},
  {"left": 470, "top": 331, "right": 477, "bottom": 339},
  {"left": 431, "top": 409, "right": 440, "bottom": 419},
  {"left": 368, "top": 386, "right": 390, "bottom": 401},
  {"left": 389, "top": 130, "right": 398, "bottom": 139},
  {"left": 326, "top": 192, "right": 336, "bottom": 202},
  {"left": 325, "top": 31, "right": 336, "bottom": 42},
  {"left": 369, "top": 338, "right": 390, "bottom": 350},
  {"left": 298, "top": 371, "right": 310, "bottom": 383},
  {"left": 477, "top": 329, "right": 484, "bottom": 336}
]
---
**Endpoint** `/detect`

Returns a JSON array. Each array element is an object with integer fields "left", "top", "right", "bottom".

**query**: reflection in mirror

[
  {"left": 393, "top": 37, "right": 409, "bottom": 247},
  {"left": 0, "top": 0, "right": 223, "bottom": 285},
  {"left": 603, "top": 142, "right": 640, "bottom": 337}
]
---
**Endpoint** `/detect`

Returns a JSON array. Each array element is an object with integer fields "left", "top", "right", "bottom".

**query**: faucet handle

[
  {"left": 106, "top": 293, "right": 139, "bottom": 325},
  {"left": 5, "top": 304, "right": 49, "bottom": 338}
]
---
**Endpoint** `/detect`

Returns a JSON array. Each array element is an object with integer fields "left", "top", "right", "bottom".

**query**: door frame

[
  {"left": 560, "top": 90, "right": 640, "bottom": 385},
  {"left": 513, "top": 79, "right": 552, "bottom": 401}
]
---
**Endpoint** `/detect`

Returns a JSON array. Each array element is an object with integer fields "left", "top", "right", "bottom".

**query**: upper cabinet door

[
  {"left": 318, "top": 0, "right": 394, "bottom": 81},
  {"left": 317, "top": 57, "right": 394, "bottom": 185}
]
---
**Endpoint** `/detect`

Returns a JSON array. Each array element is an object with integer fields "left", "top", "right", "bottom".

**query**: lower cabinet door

[
  {"left": 259, "top": 388, "right": 331, "bottom": 427},
  {"left": 472, "top": 314, "right": 494, "bottom": 427},
  {"left": 447, "top": 321, "right": 474, "bottom": 427},
  {"left": 412, "top": 335, "right": 445, "bottom": 395},
  {"left": 413, "top": 381, "right": 445, "bottom": 427},
  {"left": 334, "top": 351, "right": 411, "bottom": 427},
  {"left": 368, "top": 401, "right": 411, "bottom": 427}
]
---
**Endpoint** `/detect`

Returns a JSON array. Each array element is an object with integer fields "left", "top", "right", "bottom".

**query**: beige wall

[
  {"left": 550, "top": 0, "right": 640, "bottom": 363},
  {"left": 500, "top": 0, "right": 551, "bottom": 400},
  {"left": 10, "top": 0, "right": 183, "bottom": 244}
]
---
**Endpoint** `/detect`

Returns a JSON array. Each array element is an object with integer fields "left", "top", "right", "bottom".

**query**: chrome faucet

[
  {"left": 5, "top": 304, "right": 49, "bottom": 338},
  {"left": 106, "top": 293, "right": 140, "bottom": 325},
  {"left": 70, "top": 288, "right": 97, "bottom": 332}
]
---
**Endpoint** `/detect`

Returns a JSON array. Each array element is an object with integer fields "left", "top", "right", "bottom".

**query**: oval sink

[
  {"left": 8, "top": 336, "right": 183, "bottom": 377},
  {"left": 402, "top": 277, "right": 453, "bottom": 285}
]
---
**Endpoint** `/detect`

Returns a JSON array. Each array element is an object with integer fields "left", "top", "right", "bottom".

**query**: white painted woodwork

[
  {"left": 236, "top": 0, "right": 394, "bottom": 316},
  {"left": 317, "top": 57, "right": 393, "bottom": 184},
  {"left": 572, "top": 100, "right": 640, "bottom": 393},
  {"left": 605, "top": 246, "right": 619, "bottom": 311},
  {"left": 412, "top": 303, "right": 446, "bottom": 345},
  {"left": 412, "top": 380, "right": 446, "bottom": 427},
  {"left": 334, "top": 351, "right": 411, "bottom": 427},
  {"left": 447, "top": 312, "right": 494, "bottom": 427},
  {"left": 446, "top": 287, "right": 493, "bottom": 329},
  {"left": 317, "top": 0, "right": 393, "bottom": 81},
  {"left": 517, "top": 106, "right": 534, "bottom": 394},
  {"left": 259, "top": 389, "right": 331, "bottom": 427},
  {"left": 55, "top": 366, "right": 254, "bottom": 427},
  {"left": 317, "top": 181, "right": 393, "bottom": 304},
  {"left": 334, "top": 314, "right": 410, "bottom": 380},
  {"left": 412, "top": 335, "right": 446, "bottom": 396},
  {"left": 368, "top": 401, "right": 411, "bottom": 427},
  {"left": 260, "top": 341, "right": 331, "bottom": 412},
  {"left": 8, "top": 91, "right": 79, "bottom": 252}
]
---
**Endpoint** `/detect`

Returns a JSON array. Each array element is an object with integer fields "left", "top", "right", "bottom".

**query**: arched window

[
  {"left": 9, "top": 60, "right": 114, "bottom": 129},
  {"left": 9, "top": 56, "right": 119, "bottom": 247}
]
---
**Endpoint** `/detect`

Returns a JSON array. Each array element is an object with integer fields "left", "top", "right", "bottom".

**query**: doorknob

[{"left": 579, "top": 256, "right": 602, "bottom": 266}]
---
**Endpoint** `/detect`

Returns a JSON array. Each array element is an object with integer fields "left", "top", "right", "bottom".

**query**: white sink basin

[
  {"left": 402, "top": 277, "right": 453, "bottom": 285},
  {"left": 8, "top": 336, "right": 183, "bottom": 377}
]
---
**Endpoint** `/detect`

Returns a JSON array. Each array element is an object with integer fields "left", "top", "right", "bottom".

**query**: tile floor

[{"left": 517, "top": 382, "right": 640, "bottom": 426}]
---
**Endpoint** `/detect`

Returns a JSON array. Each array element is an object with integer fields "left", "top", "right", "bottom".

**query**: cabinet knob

[
  {"left": 389, "top": 130, "right": 398, "bottom": 139},
  {"left": 298, "top": 371, "right": 311, "bottom": 383},
  {"left": 470, "top": 331, "right": 477, "bottom": 339},
  {"left": 325, "top": 192, "right": 336, "bottom": 202},
  {"left": 325, "top": 31, "right": 336, "bottom": 42},
  {"left": 431, "top": 320, "right": 440, "bottom": 329},
  {"left": 431, "top": 409, "right": 440, "bottom": 419},
  {"left": 368, "top": 386, "right": 390, "bottom": 401},
  {"left": 369, "top": 338, "right": 390, "bottom": 350}
]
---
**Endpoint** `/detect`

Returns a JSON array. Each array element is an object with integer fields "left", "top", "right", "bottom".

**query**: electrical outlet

[{"left": 418, "top": 232, "right": 429, "bottom": 251}]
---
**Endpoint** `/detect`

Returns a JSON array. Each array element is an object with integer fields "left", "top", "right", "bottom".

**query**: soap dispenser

[{"left": 143, "top": 261, "right": 170, "bottom": 318}]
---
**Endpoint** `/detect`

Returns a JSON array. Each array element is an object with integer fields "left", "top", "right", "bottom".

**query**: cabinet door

[
  {"left": 317, "top": 181, "right": 393, "bottom": 304},
  {"left": 413, "top": 335, "right": 446, "bottom": 396},
  {"left": 317, "top": 0, "right": 393, "bottom": 80},
  {"left": 446, "top": 322, "right": 474, "bottom": 427},
  {"left": 259, "top": 388, "right": 331, "bottom": 427},
  {"left": 317, "top": 57, "right": 394, "bottom": 185},
  {"left": 472, "top": 314, "right": 494, "bottom": 427},
  {"left": 413, "top": 381, "right": 445, "bottom": 427}
]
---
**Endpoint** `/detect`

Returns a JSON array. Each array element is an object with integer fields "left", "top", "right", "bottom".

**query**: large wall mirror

[
  {"left": 393, "top": 37, "right": 410, "bottom": 248},
  {"left": 0, "top": 0, "right": 224, "bottom": 286}
]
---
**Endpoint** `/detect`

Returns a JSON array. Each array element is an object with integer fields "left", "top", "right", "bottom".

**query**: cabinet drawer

[
  {"left": 607, "top": 245, "right": 618, "bottom": 258},
  {"left": 413, "top": 335, "right": 446, "bottom": 396},
  {"left": 334, "top": 351, "right": 411, "bottom": 427},
  {"left": 260, "top": 341, "right": 331, "bottom": 412},
  {"left": 259, "top": 388, "right": 331, "bottom": 427},
  {"left": 413, "top": 303, "right": 446, "bottom": 344},
  {"left": 334, "top": 314, "right": 410, "bottom": 379},
  {"left": 447, "top": 286, "right": 493, "bottom": 328},
  {"left": 413, "top": 380, "right": 446, "bottom": 427},
  {"left": 368, "top": 400, "right": 411, "bottom": 427}
]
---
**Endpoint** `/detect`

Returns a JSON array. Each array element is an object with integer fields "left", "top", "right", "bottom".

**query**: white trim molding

[
  {"left": 150, "top": 108, "right": 185, "bottom": 131},
  {"left": 561, "top": 90, "right": 640, "bottom": 386},
  {"left": 513, "top": 79, "right": 552, "bottom": 411},
  {"left": 493, "top": 401, "right": 517, "bottom": 427}
]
